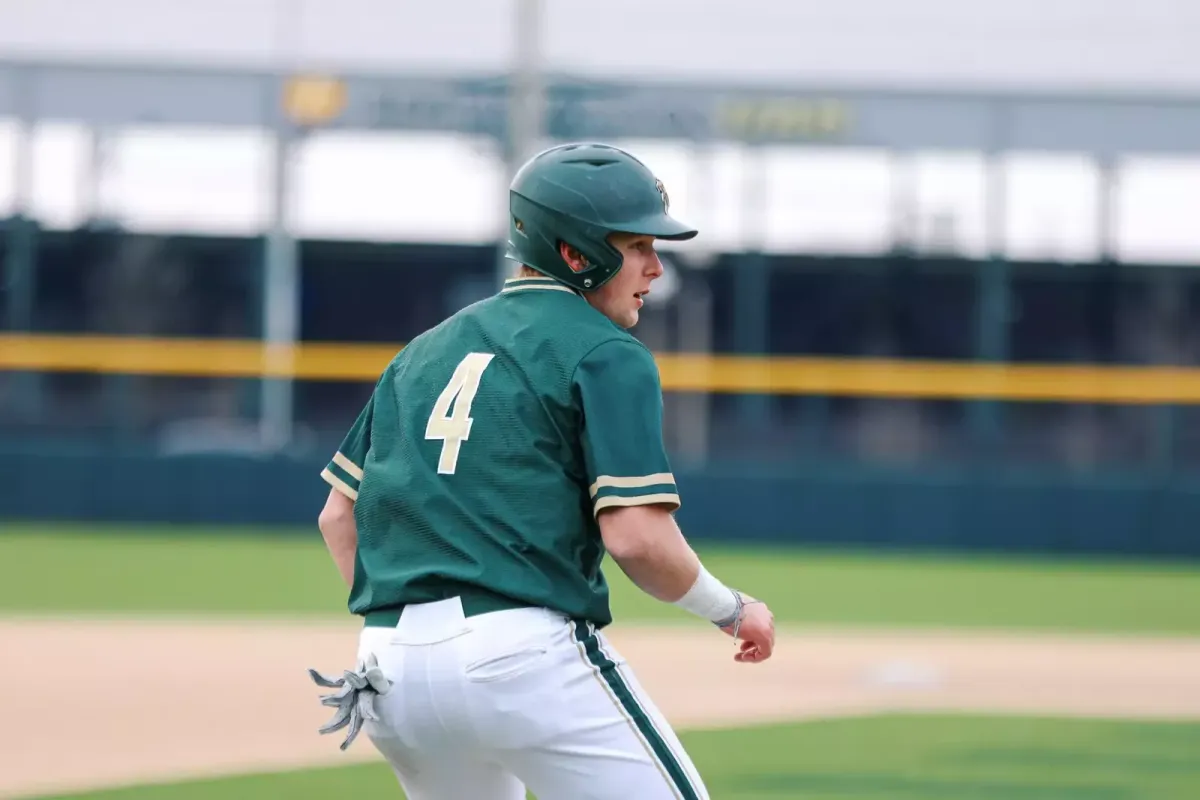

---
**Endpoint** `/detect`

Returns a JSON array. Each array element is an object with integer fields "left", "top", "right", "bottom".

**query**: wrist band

[
  {"left": 712, "top": 591, "right": 744, "bottom": 630},
  {"left": 673, "top": 564, "right": 739, "bottom": 625}
]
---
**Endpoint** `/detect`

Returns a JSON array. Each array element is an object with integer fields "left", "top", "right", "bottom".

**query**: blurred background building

[{"left": 3, "top": 0, "right": 1200, "bottom": 555}]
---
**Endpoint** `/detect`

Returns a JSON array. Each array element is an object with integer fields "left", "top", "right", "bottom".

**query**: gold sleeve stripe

[
  {"left": 589, "top": 473, "right": 676, "bottom": 498},
  {"left": 321, "top": 468, "right": 359, "bottom": 501},
  {"left": 332, "top": 452, "right": 364, "bottom": 481},
  {"left": 593, "top": 493, "right": 681, "bottom": 514}
]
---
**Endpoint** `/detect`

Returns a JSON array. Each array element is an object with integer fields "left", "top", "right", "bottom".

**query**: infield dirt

[{"left": 2, "top": 617, "right": 1198, "bottom": 799}]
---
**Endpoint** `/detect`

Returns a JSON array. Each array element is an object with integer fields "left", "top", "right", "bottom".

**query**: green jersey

[{"left": 320, "top": 275, "right": 680, "bottom": 628}]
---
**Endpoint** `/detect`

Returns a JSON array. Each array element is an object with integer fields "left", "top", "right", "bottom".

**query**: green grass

[
  {"left": 34, "top": 715, "right": 1200, "bottom": 799},
  {"left": 0, "top": 526, "right": 347, "bottom": 617},
  {"left": 1, "top": 524, "right": 1199, "bottom": 633}
]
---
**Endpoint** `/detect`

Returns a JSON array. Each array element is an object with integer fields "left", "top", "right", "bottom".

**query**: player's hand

[{"left": 719, "top": 593, "right": 775, "bottom": 664}]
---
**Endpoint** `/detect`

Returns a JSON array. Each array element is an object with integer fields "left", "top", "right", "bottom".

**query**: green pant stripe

[{"left": 572, "top": 621, "right": 701, "bottom": 800}]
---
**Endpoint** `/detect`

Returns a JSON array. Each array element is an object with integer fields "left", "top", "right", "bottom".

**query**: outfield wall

[
  {"left": 4, "top": 451, "right": 1198, "bottom": 558},
  {"left": 5, "top": 233, "right": 1200, "bottom": 558}
]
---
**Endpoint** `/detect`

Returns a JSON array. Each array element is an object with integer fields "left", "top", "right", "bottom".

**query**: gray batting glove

[{"left": 307, "top": 652, "right": 392, "bottom": 750}]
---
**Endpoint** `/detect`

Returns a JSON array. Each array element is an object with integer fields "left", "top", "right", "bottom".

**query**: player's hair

[{"left": 515, "top": 264, "right": 542, "bottom": 279}]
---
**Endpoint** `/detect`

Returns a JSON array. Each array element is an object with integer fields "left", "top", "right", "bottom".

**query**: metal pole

[
  {"left": 80, "top": 126, "right": 109, "bottom": 226},
  {"left": 970, "top": 104, "right": 1011, "bottom": 461},
  {"left": 977, "top": 148, "right": 1009, "bottom": 364},
  {"left": 11, "top": 77, "right": 32, "bottom": 224},
  {"left": 672, "top": 143, "right": 718, "bottom": 466},
  {"left": 260, "top": 133, "right": 299, "bottom": 451},
  {"left": 6, "top": 65, "right": 34, "bottom": 332},
  {"left": 734, "top": 145, "right": 770, "bottom": 429},
  {"left": 259, "top": 0, "right": 304, "bottom": 451},
  {"left": 497, "top": 0, "right": 545, "bottom": 289},
  {"left": 1097, "top": 155, "right": 1118, "bottom": 260},
  {"left": 6, "top": 66, "right": 41, "bottom": 419},
  {"left": 889, "top": 151, "right": 916, "bottom": 253}
]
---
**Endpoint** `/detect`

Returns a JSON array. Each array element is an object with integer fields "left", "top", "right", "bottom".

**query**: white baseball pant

[{"left": 353, "top": 596, "right": 710, "bottom": 799}]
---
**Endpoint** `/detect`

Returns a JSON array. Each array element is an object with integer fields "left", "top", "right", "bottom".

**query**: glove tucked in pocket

[{"left": 308, "top": 652, "right": 393, "bottom": 750}]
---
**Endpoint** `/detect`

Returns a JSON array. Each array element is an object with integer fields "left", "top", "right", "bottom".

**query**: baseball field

[{"left": 2, "top": 524, "right": 1199, "bottom": 799}]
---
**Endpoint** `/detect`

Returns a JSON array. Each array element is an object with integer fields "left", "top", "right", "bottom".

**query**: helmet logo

[{"left": 655, "top": 178, "right": 670, "bottom": 212}]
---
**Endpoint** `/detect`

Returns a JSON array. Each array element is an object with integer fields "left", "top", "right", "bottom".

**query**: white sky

[
  {"left": 2, "top": 0, "right": 1198, "bottom": 92},
  {"left": 0, "top": 123, "right": 1197, "bottom": 264},
  {"left": 1, "top": 0, "right": 1197, "bottom": 263}
]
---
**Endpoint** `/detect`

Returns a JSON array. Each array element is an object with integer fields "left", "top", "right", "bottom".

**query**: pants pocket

[{"left": 464, "top": 645, "right": 549, "bottom": 683}]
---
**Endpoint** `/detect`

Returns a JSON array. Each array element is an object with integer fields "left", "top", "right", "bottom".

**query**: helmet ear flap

[
  {"left": 505, "top": 186, "right": 624, "bottom": 291},
  {"left": 557, "top": 241, "right": 591, "bottom": 274},
  {"left": 557, "top": 235, "right": 623, "bottom": 290}
]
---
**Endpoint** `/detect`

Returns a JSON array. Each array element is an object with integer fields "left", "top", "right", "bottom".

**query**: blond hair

[{"left": 515, "top": 265, "right": 542, "bottom": 279}]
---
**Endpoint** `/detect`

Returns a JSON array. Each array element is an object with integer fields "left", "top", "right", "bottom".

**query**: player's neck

[{"left": 515, "top": 266, "right": 543, "bottom": 280}]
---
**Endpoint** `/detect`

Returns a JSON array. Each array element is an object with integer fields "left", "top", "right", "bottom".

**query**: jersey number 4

[{"left": 425, "top": 352, "right": 496, "bottom": 475}]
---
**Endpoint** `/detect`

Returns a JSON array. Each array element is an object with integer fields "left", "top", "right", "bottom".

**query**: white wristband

[{"left": 673, "top": 564, "right": 739, "bottom": 625}]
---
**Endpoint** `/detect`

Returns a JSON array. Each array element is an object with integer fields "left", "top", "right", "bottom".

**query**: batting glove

[{"left": 307, "top": 652, "right": 392, "bottom": 750}]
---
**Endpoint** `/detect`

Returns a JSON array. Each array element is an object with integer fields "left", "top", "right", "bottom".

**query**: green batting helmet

[{"left": 504, "top": 142, "right": 698, "bottom": 292}]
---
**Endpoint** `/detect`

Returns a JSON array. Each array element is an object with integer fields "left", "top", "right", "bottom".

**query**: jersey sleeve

[
  {"left": 574, "top": 339, "right": 680, "bottom": 516},
  {"left": 321, "top": 392, "right": 374, "bottom": 501}
]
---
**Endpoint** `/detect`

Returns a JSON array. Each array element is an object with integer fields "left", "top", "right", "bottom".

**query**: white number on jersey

[{"left": 425, "top": 352, "right": 496, "bottom": 475}]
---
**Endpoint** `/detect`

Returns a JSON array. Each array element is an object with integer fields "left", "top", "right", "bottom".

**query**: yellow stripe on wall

[
  {"left": 4, "top": 334, "right": 1200, "bottom": 403},
  {"left": 0, "top": 335, "right": 399, "bottom": 381},
  {"left": 654, "top": 354, "right": 1200, "bottom": 404}
]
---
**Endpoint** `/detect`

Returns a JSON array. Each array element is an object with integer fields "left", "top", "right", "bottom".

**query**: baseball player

[{"left": 311, "top": 142, "right": 775, "bottom": 800}]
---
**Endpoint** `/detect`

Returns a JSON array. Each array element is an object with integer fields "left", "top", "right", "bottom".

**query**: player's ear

[{"left": 558, "top": 242, "right": 590, "bottom": 274}]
